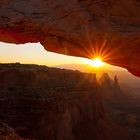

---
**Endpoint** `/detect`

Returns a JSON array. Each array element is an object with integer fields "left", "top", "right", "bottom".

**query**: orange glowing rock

[{"left": 0, "top": 0, "right": 139, "bottom": 76}]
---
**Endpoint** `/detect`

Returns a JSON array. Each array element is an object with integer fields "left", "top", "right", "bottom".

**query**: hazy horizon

[
  {"left": 0, "top": 41, "right": 140, "bottom": 88},
  {"left": 0, "top": 41, "right": 128, "bottom": 71}
]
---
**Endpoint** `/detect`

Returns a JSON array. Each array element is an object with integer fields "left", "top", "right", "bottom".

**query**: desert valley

[{"left": 0, "top": 0, "right": 139, "bottom": 139}]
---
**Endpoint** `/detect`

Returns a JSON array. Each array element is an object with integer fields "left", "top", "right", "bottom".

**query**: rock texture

[
  {"left": 0, "top": 63, "right": 132, "bottom": 140},
  {"left": 0, "top": 0, "right": 140, "bottom": 76},
  {"left": 0, "top": 122, "right": 24, "bottom": 140}
]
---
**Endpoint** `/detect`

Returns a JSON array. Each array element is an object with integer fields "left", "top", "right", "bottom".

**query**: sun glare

[{"left": 85, "top": 57, "right": 105, "bottom": 67}]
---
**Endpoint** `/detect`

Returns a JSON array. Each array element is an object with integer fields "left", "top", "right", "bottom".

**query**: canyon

[
  {"left": 0, "top": 63, "right": 133, "bottom": 140},
  {"left": 100, "top": 73, "right": 140, "bottom": 140},
  {"left": 0, "top": 1, "right": 140, "bottom": 139}
]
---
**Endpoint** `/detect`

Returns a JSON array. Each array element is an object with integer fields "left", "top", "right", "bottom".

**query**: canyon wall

[{"left": 0, "top": 64, "right": 132, "bottom": 140}]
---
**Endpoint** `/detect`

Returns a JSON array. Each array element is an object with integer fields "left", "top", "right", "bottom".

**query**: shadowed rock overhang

[{"left": 0, "top": 0, "right": 140, "bottom": 76}]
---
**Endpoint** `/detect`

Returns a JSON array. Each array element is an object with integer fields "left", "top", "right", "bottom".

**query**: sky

[
  {"left": 0, "top": 42, "right": 86, "bottom": 66},
  {"left": 0, "top": 41, "right": 125, "bottom": 70},
  {"left": 1, "top": 41, "right": 140, "bottom": 87}
]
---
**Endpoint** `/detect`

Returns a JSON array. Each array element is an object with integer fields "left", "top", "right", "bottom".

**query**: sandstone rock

[{"left": 0, "top": 0, "right": 140, "bottom": 76}]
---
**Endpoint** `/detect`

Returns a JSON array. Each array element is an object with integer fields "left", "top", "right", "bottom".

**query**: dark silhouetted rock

[
  {"left": 100, "top": 73, "right": 112, "bottom": 87},
  {"left": 0, "top": 122, "right": 24, "bottom": 140},
  {"left": 114, "top": 75, "right": 120, "bottom": 89},
  {"left": 99, "top": 73, "right": 129, "bottom": 108},
  {"left": 0, "top": 63, "right": 132, "bottom": 140},
  {"left": 99, "top": 74, "right": 140, "bottom": 140}
]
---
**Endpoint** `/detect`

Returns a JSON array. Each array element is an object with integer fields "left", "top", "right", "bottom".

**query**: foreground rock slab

[{"left": 0, "top": 0, "right": 140, "bottom": 76}]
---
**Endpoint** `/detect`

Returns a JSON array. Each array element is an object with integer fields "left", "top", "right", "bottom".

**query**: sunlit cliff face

[{"left": 0, "top": 0, "right": 139, "bottom": 76}]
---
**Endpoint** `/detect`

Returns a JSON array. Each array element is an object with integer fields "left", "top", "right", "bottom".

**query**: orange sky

[
  {"left": 0, "top": 41, "right": 126, "bottom": 71},
  {"left": 1, "top": 41, "right": 140, "bottom": 87},
  {"left": 0, "top": 42, "right": 84, "bottom": 66}
]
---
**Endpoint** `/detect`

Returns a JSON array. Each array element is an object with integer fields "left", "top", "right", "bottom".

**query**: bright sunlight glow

[{"left": 84, "top": 58, "right": 105, "bottom": 67}]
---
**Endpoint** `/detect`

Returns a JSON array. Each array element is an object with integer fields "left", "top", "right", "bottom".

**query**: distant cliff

[
  {"left": 99, "top": 73, "right": 135, "bottom": 109},
  {"left": 100, "top": 73, "right": 140, "bottom": 140},
  {"left": 0, "top": 64, "right": 132, "bottom": 140}
]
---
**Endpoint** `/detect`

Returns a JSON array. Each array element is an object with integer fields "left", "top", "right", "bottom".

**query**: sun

[{"left": 84, "top": 57, "right": 105, "bottom": 67}]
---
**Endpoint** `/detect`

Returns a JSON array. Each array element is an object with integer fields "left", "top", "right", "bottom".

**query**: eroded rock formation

[
  {"left": 0, "top": 0, "right": 140, "bottom": 76},
  {"left": 99, "top": 73, "right": 140, "bottom": 139},
  {"left": 114, "top": 76, "right": 120, "bottom": 89},
  {"left": 0, "top": 63, "right": 132, "bottom": 140}
]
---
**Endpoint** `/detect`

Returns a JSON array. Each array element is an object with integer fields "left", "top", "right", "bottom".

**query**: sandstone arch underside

[{"left": 0, "top": 0, "right": 140, "bottom": 76}]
